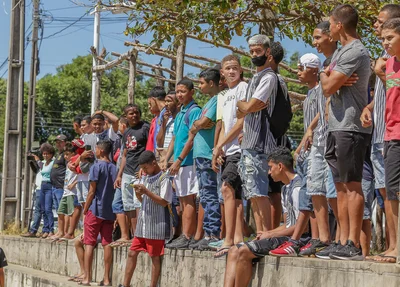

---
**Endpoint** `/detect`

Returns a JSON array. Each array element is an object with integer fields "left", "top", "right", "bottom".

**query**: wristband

[{"left": 177, "top": 156, "right": 184, "bottom": 162}]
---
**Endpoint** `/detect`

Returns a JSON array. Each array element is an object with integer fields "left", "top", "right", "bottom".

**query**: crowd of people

[{"left": 17, "top": 3, "right": 400, "bottom": 287}]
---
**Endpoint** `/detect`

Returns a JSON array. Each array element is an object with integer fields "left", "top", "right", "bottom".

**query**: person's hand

[
  {"left": 83, "top": 208, "right": 88, "bottom": 216},
  {"left": 132, "top": 184, "right": 147, "bottom": 195},
  {"left": 256, "top": 231, "right": 273, "bottom": 240},
  {"left": 81, "top": 150, "right": 94, "bottom": 160},
  {"left": 67, "top": 183, "right": 75, "bottom": 190},
  {"left": 213, "top": 145, "right": 222, "bottom": 158},
  {"left": 217, "top": 155, "right": 225, "bottom": 166},
  {"left": 293, "top": 152, "right": 299, "bottom": 163},
  {"left": 163, "top": 110, "right": 171, "bottom": 122},
  {"left": 33, "top": 154, "right": 40, "bottom": 161},
  {"left": 360, "top": 107, "right": 373, "bottom": 128},
  {"left": 238, "top": 133, "right": 243, "bottom": 145},
  {"left": 114, "top": 176, "right": 122, "bottom": 189},
  {"left": 343, "top": 73, "right": 359, "bottom": 87},
  {"left": 374, "top": 57, "right": 388, "bottom": 75},
  {"left": 67, "top": 161, "right": 76, "bottom": 172},
  {"left": 203, "top": 121, "right": 215, "bottom": 129},
  {"left": 92, "top": 110, "right": 104, "bottom": 117},
  {"left": 160, "top": 159, "right": 168, "bottom": 171},
  {"left": 212, "top": 156, "right": 220, "bottom": 173},
  {"left": 236, "top": 109, "right": 246, "bottom": 119},
  {"left": 136, "top": 168, "right": 144, "bottom": 179},
  {"left": 324, "top": 66, "right": 331, "bottom": 76},
  {"left": 168, "top": 160, "right": 182, "bottom": 176},
  {"left": 304, "top": 128, "right": 313, "bottom": 151}
]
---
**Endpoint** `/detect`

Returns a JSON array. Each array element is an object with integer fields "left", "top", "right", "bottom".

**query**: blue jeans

[
  {"left": 41, "top": 182, "right": 54, "bottom": 233},
  {"left": 295, "top": 156, "right": 313, "bottom": 212},
  {"left": 112, "top": 188, "right": 124, "bottom": 214},
  {"left": 52, "top": 187, "right": 64, "bottom": 211},
  {"left": 195, "top": 157, "right": 221, "bottom": 237},
  {"left": 30, "top": 189, "right": 43, "bottom": 233}
]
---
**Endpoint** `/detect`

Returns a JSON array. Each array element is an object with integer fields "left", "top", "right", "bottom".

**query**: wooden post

[
  {"left": 175, "top": 34, "right": 186, "bottom": 86},
  {"left": 128, "top": 49, "right": 138, "bottom": 104}
]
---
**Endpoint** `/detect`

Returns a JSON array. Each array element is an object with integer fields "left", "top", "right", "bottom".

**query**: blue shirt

[
  {"left": 89, "top": 160, "right": 117, "bottom": 221},
  {"left": 193, "top": 96, "right": 217, "bottom": 160},
  {"left": 173, "top": 100, "right": 202, "bottom": 166},
  {"left": 41, "top": 160, "right": 54, "bottom": 182}
]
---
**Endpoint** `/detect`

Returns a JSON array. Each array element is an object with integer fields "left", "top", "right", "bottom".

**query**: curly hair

[{"left": 40, "top": 143, "right": 55, "bottom": 156}]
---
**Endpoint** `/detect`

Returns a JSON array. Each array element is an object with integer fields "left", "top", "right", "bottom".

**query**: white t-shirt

[
  {"left": 62, "top": 169, "right": 78, "bottom": 197},
  {"left": 221, "top": 81, "right": 248, "bottom": 156}
]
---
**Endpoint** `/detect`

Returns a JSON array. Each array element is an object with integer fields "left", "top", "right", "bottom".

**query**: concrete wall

[{"left": 1, "top": 236, "right": 400, "bottom": 287}]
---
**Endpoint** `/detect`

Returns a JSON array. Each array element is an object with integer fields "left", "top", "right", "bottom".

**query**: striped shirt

[
  {"left": 163, "top": 118, "right": 174, "bottom": 149},
  {"left": 241, "top": 68, "right": 278, "bottom": 154},
  {"left": 373, "top": 51, "right": 389, "bottom": 144},
  {"left": 135, "top": 172, "right": 173, "bottom": 240},
  {"left": 281, "top": 174, "right": 302, "bottom": 228},
  {"left": 313, "top": 85, "right": 328, "bottom": 147}
]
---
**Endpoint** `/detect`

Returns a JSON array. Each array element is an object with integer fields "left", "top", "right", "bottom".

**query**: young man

[
  {"left": 119, "top": 151, "right": 173, "bottom": 287},
  {"left": 0, "top": 248, "right": 7, "bottom": 287},
  {"left": 224, "top": 147, "right": 305, "bottom": 287},
  {"left": 164, "top": 79, "right": 202, "bottom": 249},
  {"left": 50, "top": 134, "right": 67, "bottom": 213},
  {"left": 146, "top": 86, "right": 166, "bottom": 153},
  {"left": 82, "top": 140, "right": 117, "bottom": 286},
  {"left": 320, "top": 4, "right": 372, "bottom": 260},
  {"left": 213, "top": 55, "right": 247, "bottom": 257},
  {"left": 73, "top": 115, "right": 83, "bottom": 137},
  {"left": 360, "top": 4, "right": 400, "bottom": 262},
  {"left": 236, "top": 34, "right": 277, "bottom": 232},
  {"left": 114, "top": 104, "right": 150, "bottom": 237}
]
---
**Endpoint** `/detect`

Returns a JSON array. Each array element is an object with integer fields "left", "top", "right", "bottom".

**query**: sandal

[
  {"left": 98, "top": 280, "right": 112, "bottom": 286},
  {"left": 214, "top": 246, "right": 231, "bottom": 258}
]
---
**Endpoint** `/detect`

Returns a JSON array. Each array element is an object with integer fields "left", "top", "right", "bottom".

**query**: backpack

[
  {"left": 184, "top": 103, "right": 200, "bottom": 126},
  {"left": 266, "top": 71, "right": 293, "bottom": 139}
]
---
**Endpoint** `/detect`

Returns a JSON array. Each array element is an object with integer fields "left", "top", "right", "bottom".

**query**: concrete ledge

[{"left": 2, "top": 236, "right": 400, "bottom": 286}]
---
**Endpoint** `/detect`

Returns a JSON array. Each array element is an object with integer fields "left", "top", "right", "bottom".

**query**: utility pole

[
  {"left": 0, "top": 0, "right": 25, "bottom": 231},
  {"left": 22, "top": 0, "right": 40, "bottom": 230},
  {"left": 91, "top": 3, "right": 100, "bottom": 114}
]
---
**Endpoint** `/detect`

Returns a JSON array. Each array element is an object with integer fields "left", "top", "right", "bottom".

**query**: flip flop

[
  {"left": 214, "top": 247, "right": 231, "bottom": 258},
  {"left": 78, "top": 282, "right": 91, "bottom": 286},
  {"left": 378, "top": 255, "right": 397, "bottom": 263},
  {"left": 98, "top": 280, "right": 112, "bottom": 286},
  {"left": 109, "top": 240, "right": 126, "bottom": 248}
]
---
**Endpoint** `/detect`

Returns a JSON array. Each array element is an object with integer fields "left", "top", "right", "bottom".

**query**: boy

[
  {"left": 224, "top": 147, "right": 307, "bottom": 287},
  {"left": 119, "top": 151, "right": 173, "bottom": 287},
  {"left": 146, "top": 86, "right": 167, "bottom": 152},
  {"left": 81, "top": 141, "right": 117, "bottom": 286},
  {"left": 164, "top": 79, "right": 202, "bottom": 249},
  {"left": 213, "top": 55, "right": 247, "bottom": 257}
]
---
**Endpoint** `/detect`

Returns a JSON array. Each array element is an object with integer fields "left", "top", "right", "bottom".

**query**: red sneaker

[{"left": 269, "top": 241, "right": 300, "bottom": 257}]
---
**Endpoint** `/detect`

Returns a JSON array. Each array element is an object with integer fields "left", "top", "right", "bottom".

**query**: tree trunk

[
  {"left": 259, "top": 8, "right": 276, "bottom": 42},
  {"left": 128, "top": 49, "right": 138, "bottom": 104},
  {"left": 175, "top": 34, "right": 186, "bottom": 86}
]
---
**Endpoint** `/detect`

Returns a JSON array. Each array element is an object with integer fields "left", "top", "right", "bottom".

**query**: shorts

[
  {"left": 57, "top": 195, "right": 79, "bottom": 216},
  {"left": 307, "top": 145, "right": 337, "bottom": 198},
  {"left": 221, "top": 153, "right": 243, "bottom": 200},
  {"left": 296, "top": 156, "right": 313, "bottom": 212},
  {"left": 362, "top": 177, "right": 374, "bottom": 220},
  {"left": 121, "top": 173, "right": 141, "bottom": 211},
  {"left": 245, "top": 236, "right": 289, "bottom": 258},
  {"left": 239, "top": 149, "right": 269, "bottom": 199},
  {"left": 325, "top": 131, "right": 371, "bottom": 183},
  {"left": 326, "top": 169, "right": 337, "bottom": 199},
  {"left": 130, "top": 236, "right": 165, "bottom": 257},
  {"left": 77, "top": 181, "right": 89, "bottom": 203},
  {"left": 112, "top": 187, "right": 124, "bottom": 214},
  {"left": 384, "top": 140, "right": 400, "bottom": 201},
  {"left": 371, "top": 143, "right": 385, "bottom": 189},
  {"left": 83, "top": 210, "right": 113, "bottom": 246},
  {"left": 217, "top": 171, "right": 224, "bottom": 204},
  {"left": 173, "top": 165, "right": 199, "bottom": 198}
]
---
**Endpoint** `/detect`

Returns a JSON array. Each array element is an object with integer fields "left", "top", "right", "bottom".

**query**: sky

[{"left": 0, "top": 0, "right": 318, "bottom": 81}]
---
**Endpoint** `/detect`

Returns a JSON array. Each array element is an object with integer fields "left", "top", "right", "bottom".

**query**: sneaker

[
  {"left": 329, "top": 240, "right": 364, "bottom": 261},
  {"left": 208, "top": 239, "right": 224, "bottom": 250},
  {"left": 165, "top": 235, "right": 190, "bottom": 249},
  {"left": 269, "top": 240, "right": 300, "bottom": 257},
  {"left": 315, "top": 241, "right": 340, "bottom": 259},
  {"left": 189, "top": 238, "right": 202, "bottom": 250},
  {"left": 299, "top": 239, "right": 329, "bottom": 257},
  {"left": 198, "top": 237, "right": 219, "bottom": 251},
  {"left": 21, "top": 232, "right": 37, "bottom": 238}
]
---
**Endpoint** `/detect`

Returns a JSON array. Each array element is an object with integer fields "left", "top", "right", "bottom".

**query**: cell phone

[{"left": 85, "top": 145, "right": 92, "bottom": 151}]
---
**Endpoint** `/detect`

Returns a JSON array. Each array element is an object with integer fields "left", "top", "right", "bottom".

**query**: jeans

[
  {"left": 195, "top": 157, "right": 221, "bottom": 237},
  {"left": 30, "top": 189, "right": 43, "bottom": 233},
  {"left": 112, "top": 188, "right": 124, "bottom": 214},
  {"left": 295, "top": 156, "right": 313, "bottom": 212},
  {"left": 52, "top": 187, "right": 64, "bottom": 211},
  {"left": 41, "top": 182, "right": 54, "bottom": 233}
]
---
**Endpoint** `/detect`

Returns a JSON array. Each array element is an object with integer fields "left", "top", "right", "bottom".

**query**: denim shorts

[
  {"left": 121, "top": 173, "right": 141, "bottom": 211},
  {"left": 296, "top": 156, "right": 313, "bottom": 212},
  {"left": 238, "top": 149, "right": 269, "bottom": 199},
  {"left": 326, "top": 169, "right": 337, "bottom": 199},
  {"left": 362, "top": 178, "right": 375, "bottom": 220},
  {"left": 371, "top": 143, "right": 385, "bottom": 190},
  {"left": 307, "top": 145, "right": 337, "bottom": 199},
  {"left": 112, "top": 187, "right": 124, "bottom": 214},
  {"left": 77, "top": 181, "right": 89, "bottom": 203}
]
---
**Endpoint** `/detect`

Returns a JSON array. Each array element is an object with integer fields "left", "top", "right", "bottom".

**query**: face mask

[{"left": 251, "top": 54, "right": 267, "bottom": 67}]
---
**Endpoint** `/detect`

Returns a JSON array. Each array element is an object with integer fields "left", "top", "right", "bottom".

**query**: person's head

[
  {"left": 148, "top": 86, "right": 166, "bottom": 115},
  {"left": 123, "top": 104, "right": 142, "bottom": 127},
  {"left": 40, "top": 143, "right": 55, "bottom": 161},
  {"left": 313, "top": 21, "right": 337, "bottom": 56},
  {"left": 175, "top": 78, "right": 195, "bottom": 105},
  {"left": 198, "top": 68, "right": 220, "bottom": 96},
  {"left": 63, "top": 142, "right": 77, "bottom": 162},
  {"left": 80, "top": 115, "right": 93, "bottom": 134},
  {"left": 374, "top": 4, "right": 400, "bottom": 37},
  {"left": 138, "top": 151, "right": 159, "bottom": 176},
  {"left": 297, "top": 53, "right": 321, "bottom": 85},
  {"left": 248, "top": 34, "right": 271, "bottom": 68},
  {"left": 118, "top": 116, "right": 128, "bottom": 134},
  {"left": 381, "top": 18, "right": 400, "bottom": 57},
  {"left": 269, "top": 42, "right": 284, "bottom": 71},
  {"left": 55, "top": 134, "right": 67, "bottom": 152},
  {"left": 221, "top": 54, "right": 242, "bottom": 86},
  {"left": 268, "top": 147, "right": 294, "bottom": 183},
  {"left": 95, "top": 140, "right": 112, "bottom": 159},
  {"left": 165, "top": 91, "right": 180, "bottom": 115},
  {"left": 329, "top": 4, "right": 358, "bottom": 41},
  {"left": 73, "top": 115, "right": 82, "bottom": 135},
  {"left": 92, "top": 114, "right": 105, "bottom": 134}
]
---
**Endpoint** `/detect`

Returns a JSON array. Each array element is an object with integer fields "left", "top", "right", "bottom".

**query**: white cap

[{"left": 299, "top": 53, "right": 322, "bottom": 70}]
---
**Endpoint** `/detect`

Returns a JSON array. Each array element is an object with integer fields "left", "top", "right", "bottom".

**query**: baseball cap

[
  {"left": 55, "top": 134, "right": 67, "bottom": 141},
  {"left": 298, "top": 53, "right": 322, "bottom": 70}
]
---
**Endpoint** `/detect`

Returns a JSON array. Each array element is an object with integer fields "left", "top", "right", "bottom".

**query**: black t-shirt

[
  {"left": 50, "top": 152, "right": 66, "bottom": 189},
  {"left": 122, "top": 121, "right": 150, "bottom": 175},
  {"left": 0, "top": 248, "right": 7, "bottom": 268}
]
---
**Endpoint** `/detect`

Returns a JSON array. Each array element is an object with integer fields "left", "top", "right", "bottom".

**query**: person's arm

[
  {"left": 156, "top": 116, "right": 168, "bottom": 148},
  {"left": 257, "top": 214, "right": 295, "bottom": 239},
  {"left": 83, "top": 181, "right": 96, "bottom": 214},
  {"left": 0, "top": 268, "right": 4, "bottom": 287},
  {"left": 303, "top": 113, "right": 320, "bottom": 151},
  {"left": 360, "top": 100, "right": 374, "bottom": 128},
  {"left": 134, "top": 184, "right": 169, "bottom": 207},
  {"left": 214, "top": 120, "right": 222, "bottom": 147},
  {"left": 114, "top": 149, "right": 127, "bottom": 188},
  {"left": 161, "top": 136, "right": 175, "bottom": 171},
  {"left": 374, "top": 57, "right": 387, "bottom": 84},
  {"left": 190, "top": 117, "right": 215, "bottom": 134},
  {"left": 169, "top": 132, "right": 195, "bottom": 175},
  {"left": 215, "top": 117, "right": 244, "bottom": 152},
  {"left": 237, "top": 98, "right": 267, "bottom": 118},
  {"left": 100, "top": 110, "right": 119, "bottom": 133},
  {"left": 320, "top": 69, "right": 351, "bottom": 97}
]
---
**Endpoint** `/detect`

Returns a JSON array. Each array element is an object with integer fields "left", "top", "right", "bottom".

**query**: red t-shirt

[
  {"left": 145, "top": 117, "right": 156, "bottom": 152},
  {"left": 385, "top": 56, "right": 400, "bottom": 141}
]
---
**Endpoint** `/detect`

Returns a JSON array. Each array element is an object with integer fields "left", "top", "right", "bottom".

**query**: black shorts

[
  {"left": 384, "top": 140, "right": 400, "bottom": 201},
  {"left": 221, "top": 153, "right": 243, "bottom": 200},
  {"left": 244, "top": 236, "right": 289, "bottom": 258},
  {"left": 268, "top": 175, "right": 283, "bottom": 194},
  {"left": 325, "top": 131, "right": 371, "bottom": 183}
]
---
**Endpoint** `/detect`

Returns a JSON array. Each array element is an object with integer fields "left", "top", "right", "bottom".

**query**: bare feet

[{"left": 375, "top": 249, "right": 397, "bottom": 263}]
